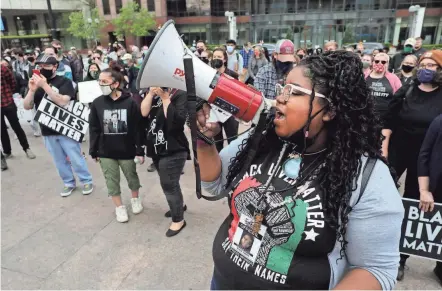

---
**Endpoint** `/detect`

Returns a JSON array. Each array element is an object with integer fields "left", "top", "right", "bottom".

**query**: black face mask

[
  {"left": 402, "top": 65, "right": 415, "bottom": 73},
  {"left": 276, "top": 61, "right": 294, "bottom": 75},
  {"left": 200, "top": 57, "right": 209, "bottom": 64},
  {"left": 27, "top": 57, "right": 35, "bottom": 63},
  {"left": 297, "top": 54, "right": 304, "bottom": 60},
  {"left": 40, "top": 68, "right": 54, "bottom": 79},
  {"left": 197, "top": 48, "right": 204, "bottom": 54},
  {"left": 211, "top": 59, "right": 224, "bottom": 69}
]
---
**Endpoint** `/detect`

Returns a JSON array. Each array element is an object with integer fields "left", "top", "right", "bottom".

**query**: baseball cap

[
  {"left": 275, "top": 39, "right": 295, "bottom": 62},
  {"left": 35, "top": 54, "right": 58, "bottom": 65},
  {"left": 419, "top": 50, "right": 442, "bottom": 67},
  {"left": 121, "top": 53, "right": 133, "bottom": 61},
  {"left": 404, "top": 38, "right": 416, "bottom": 47}
]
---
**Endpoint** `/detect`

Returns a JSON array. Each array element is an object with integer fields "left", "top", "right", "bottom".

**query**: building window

[
  {"left": 1, "top": 16, "right": 9, "bottom": 32},
  {"left": 102, "top": 0, "right": 111, "bottom": 15},
  {"left": 115, "top": 0, "right": 123, "bottom": 13},
  {"left": 147, "top": 0, "right": 155, "bottom": 11},
  {"left": 15, "top": 15, "right": 39, "bottom": 34}
]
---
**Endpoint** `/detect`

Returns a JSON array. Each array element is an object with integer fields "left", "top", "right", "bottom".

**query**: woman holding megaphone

[{"left": 197, "top": 51, "right": 404, "bottom": 290}]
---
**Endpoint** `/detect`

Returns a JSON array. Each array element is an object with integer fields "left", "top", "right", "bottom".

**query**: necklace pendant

[
  {"left": 283, "top": 155, "right": 302, "bottom": 179},
  {"left": 252, "top": 212, "right": 264, "bottom": 235}
]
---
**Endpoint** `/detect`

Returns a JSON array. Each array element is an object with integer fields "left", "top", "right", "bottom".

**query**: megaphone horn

[{"left": 137, "top": 20, "right": 272, "bottom": 124}]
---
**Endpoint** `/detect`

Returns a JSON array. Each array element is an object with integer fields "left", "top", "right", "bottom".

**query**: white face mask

[
  {"left": 100, "top": 84, "right": 113, "bottom": 96},
  {"left": 226, "top": 46, "right": 234, "bottom": 53}
]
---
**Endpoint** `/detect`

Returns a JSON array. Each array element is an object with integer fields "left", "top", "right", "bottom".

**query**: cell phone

[{"left": 32, "top": 69, "right": 40, "bottom": 76}]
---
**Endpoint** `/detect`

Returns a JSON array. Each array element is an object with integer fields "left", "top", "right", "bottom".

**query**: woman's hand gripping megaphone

[{"left": 197, "top": 102, "right": 221, "bottom": 139}]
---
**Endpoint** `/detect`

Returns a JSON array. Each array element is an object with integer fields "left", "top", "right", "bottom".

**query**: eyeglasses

[
  {"left": 275, "top": 84, "right": 331, "bottom": 104},
  {"left": 374, "top": 60, "right": 387, "bottom": 65},
  {"left": 418, "top": 63, "right": 439, "bottom": 70}
]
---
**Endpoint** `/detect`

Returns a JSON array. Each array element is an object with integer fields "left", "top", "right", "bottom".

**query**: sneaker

[
  {"left": 1, "top": 157, "right": 8, "bottom": 171},
  {"left": 131, "top": 197, "right": 143, "bottom": 214},
  {"left": 60, "top": 186, "right": 76, "bottom": 197},
  {"left": 147, "top": 163, "right": 156, "bottom": 172},
  {"left": 397, "top": 265, "right": 405, "bottom": 281},
  {"left": 115, "top": 205, "right": 129, "bottom": 223},
  {"left": 82, "top": 184, "right": 94, "bottom": 195},
  {"left": 25, "top": 149, "right": 36, "bottom": 159},
  {"left": 4, "top": 153, "right": 12, "bottom": 159},
  {"left": 33, "top": 133, "right": 41, "bottom": 137}
]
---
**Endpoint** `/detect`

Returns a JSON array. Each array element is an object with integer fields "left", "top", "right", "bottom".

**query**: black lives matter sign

[
  {"left": 35, "top": 98, "right": 90, "bottom": 142},
  {"left": 400, "top": 198, "right": 442, "bottom": 261}
]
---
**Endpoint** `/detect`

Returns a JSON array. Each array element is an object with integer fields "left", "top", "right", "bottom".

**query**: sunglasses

[
  {"left": 374, "top": 60, "right": 387, "bottom": 65},
  {"left": 275, "top": 84, "right": 332, "bottom": 104}
]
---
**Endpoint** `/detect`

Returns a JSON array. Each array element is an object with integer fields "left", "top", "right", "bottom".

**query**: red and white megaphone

[{"left": 136, "top": 20, "right": 273, "bottom": 124}]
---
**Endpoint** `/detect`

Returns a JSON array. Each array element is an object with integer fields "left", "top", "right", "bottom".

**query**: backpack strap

[{"left": 355, "top": 157, "right": 377, "bottom": 206}]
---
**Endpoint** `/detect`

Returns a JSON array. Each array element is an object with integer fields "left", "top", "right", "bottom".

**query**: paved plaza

[{"left": 1, "top": 125, "right": 440, "bottom": 290}]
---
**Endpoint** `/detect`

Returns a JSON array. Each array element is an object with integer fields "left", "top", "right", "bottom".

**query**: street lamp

[
  {"left": 408, "top": 5, "right": 420, "bottom": 38},
  {"left": 87, "top": 18, "right": 100, "bottom": 47}
]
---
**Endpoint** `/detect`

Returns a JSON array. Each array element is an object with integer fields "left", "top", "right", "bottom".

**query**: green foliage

[
  {"left": 422, "top": 44, "right": 442, "bottom": 50},
  {"left": 285, "top": 28, "right": 294, "bottom": 41},
  {"left": 66, "top": 8, "right": 104, "bottom": 40},
  {"left": 342, "top": 24, "right": 355, "bottom": 44},
  {"left": 112, "top": 2, "right": 156, "bottom": 38}
]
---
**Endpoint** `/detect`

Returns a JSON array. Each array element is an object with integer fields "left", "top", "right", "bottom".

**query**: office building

[
  {"left": 1, "top": 0, "right": 88, "bottom": 50},
  {"left": 96, "top": 0, "right": 441, "bottom": 48}
]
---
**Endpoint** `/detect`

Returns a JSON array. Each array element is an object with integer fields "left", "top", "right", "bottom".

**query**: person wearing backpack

[
  {"left": 226, "top": 40, "right": 244, "bottom": 76},
  {"left": 383, "top": 50, "right": 442, "bottom": 281},
  {"left": 197, "top": 51, "right": 403, "bottom": 290}
]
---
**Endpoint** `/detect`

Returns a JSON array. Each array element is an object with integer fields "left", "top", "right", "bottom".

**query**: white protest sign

[
  {"left": 78, "top": 80, "right": 102, "bottom": 104},
  {"left": 400, "top": 198, "right": 442, "bottom": 262},
  {"left": 35, "top": 98, "right": 90, "bottom": 142},
  {"left": 13, "top": 94, "right": 34, "bottom": 124}
]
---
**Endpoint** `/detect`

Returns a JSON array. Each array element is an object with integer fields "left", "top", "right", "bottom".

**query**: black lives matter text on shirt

[
  {"left": 400, "top": 198, "right": 442, "bottom": 261},
  {"left": 213, "top": 149, "right": 336, "bottom": 290},
  {"left": 35, "top": 98, "right": 90, "bottom": 142}
]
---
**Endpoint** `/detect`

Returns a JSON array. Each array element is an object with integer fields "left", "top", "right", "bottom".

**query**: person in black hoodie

[
  {"left": 89, "top": 66, "right": 145, "bottom": 223},
  {"left": 141, "top": 87, "right": 190, "bottom": 237}
]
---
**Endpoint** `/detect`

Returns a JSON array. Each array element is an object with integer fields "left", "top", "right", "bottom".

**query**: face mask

[
  {"left": 401, "top": 65, "right": 415, "bottom": 73},
  {"left": 123, "top": 60, "right": 128, "bottom": 65},
  {"left": 40, "top": 68, "right": 54, "bottom": 79},
  {"left": 276, "top": 60, "right": 294, "bottom": 75},
  {"left": 100, "top": 84, "right": 114, "bottom": 96},
  {"left": 297, "top": 54, "right": 304, "bottom": 60},
  {"left": 254, "top": 52, "right": 260, "bottom": 57},
  {"left": 211, "top": 59, "right": 224, "bottom": 69},
  {"left": 197, "top": 48, "right": 204, "bottom": 54},
  {"left": 417, "top": 68, "right": 437, "bottom": 84},
  {"left": 403, "top": 46, "right": 413, "bottom": 54},
  {"left": 373, "top": 63, "right": 385, "bottom": 73},
  {"left": 27, "top": 57, "right": 35, "bottom": 63},
  {"left": 90, "top": 71, "right": 99, "bottom": 79},
  {"left": 137, "top": 58, "right": 143, "bottom": 66},
  {"left": 200, "top": 57, "right": 209, "bottom": 64},
  {"left": 226, "top": 46, "right": 234, "bottom": 53},
  {"left": 362, "top": 61, "right": 371, "bottom": 69},
  {"left": 142, "top": 49, "right": 148, "bottom": 55}
]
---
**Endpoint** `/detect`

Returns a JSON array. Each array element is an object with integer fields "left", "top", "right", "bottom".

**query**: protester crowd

[{"left": 1, "top": 34, "right": 441, "bottom": 289}]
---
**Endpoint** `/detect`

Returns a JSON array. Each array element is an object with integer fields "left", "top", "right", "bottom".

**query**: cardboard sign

[
  {"left": 78, "top": 80, "right": 102, "bottom": 104},
  {"left": 35, "top": 98, "right": 90, "bottom": 142},
  {"left": 400, "top": 198, "right": 442, "bottom": 262}
]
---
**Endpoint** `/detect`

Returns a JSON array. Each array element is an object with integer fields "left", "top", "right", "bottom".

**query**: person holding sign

[
  {"left": 417, "top": 113, "right": 442, "bottom": 284},
  {"left": 89, "top": 65, "right": 145, "bottom": 223},
  {"left": 198, "top": 51, "right": 404, "bottom": 290},
  {"left": 383, "top": 50, "right": 442, "bottom": 281},
  {"left": 23, "top": 54, "right": 94, "bottom": 197}
]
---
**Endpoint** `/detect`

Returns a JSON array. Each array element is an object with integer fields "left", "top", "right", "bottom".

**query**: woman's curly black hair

[{"left": 224, "top": 50, "right": 397, "bottom": 258}]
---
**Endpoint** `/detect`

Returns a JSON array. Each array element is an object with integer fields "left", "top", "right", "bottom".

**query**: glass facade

[{"left": 165, "top": 0, "right": 442, "bottom": 46}]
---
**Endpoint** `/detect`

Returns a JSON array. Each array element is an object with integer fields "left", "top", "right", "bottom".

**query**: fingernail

[{"left": 206, "top": 115, "right": 209, "bottom": 119}]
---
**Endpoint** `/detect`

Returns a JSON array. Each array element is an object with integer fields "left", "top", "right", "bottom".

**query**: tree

[
  {"left": 342, "top": 23, "right": 356, "bottom": 44},
  {"left": 112, "top": 2, "right": 156, "bottom": 39},
  {"left": 66, "top": 8, "right": 104, "bottom": 44}
]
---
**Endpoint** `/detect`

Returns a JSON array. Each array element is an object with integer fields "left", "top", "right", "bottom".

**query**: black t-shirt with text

[
  {"left": 366, "top": 75, "right": 394, "bottom": 124},
  {"left": 212, "top": 148, "right": 336, "bottom": 290},
  {"left": 34, "top": 75, "right": 75, "bottom": 136}
]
